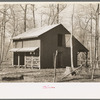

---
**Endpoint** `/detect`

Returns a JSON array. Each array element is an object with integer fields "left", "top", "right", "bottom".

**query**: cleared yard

[
  {"left": 0, "top": 67, "right": 65, "bottom": 82},
  {"left": 0, "top": 64, "right": 100, "bottom": 82}
]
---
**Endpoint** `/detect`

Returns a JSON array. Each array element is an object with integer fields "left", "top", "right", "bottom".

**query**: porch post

[
  {"left": 31, "top": 56, "right": 33, "bottom": 68},
  {"left": 77, "top": 52, "right": 79, "bottom": 66},
  {"left": 24, "top": 53, "right": 26, "bottom": 68},
  {"left": 39, "top": 48, "right": 40, "bottom": 70},
  {"left": 18, "top": 53, "right": 20, "bottom": 67},
  {"left": 12, "top": 52, "right": 14, "bottom": 66},
  {"left": 86, "top": 52, "right": 88, "bottom": 67},
  {"left": 39, "top": 56, "right": 40, "bottom": 70}
]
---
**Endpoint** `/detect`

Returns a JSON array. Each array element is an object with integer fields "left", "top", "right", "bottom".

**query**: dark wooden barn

[{"left": 10, "top": 24, "right": 88, "bottom": 69}]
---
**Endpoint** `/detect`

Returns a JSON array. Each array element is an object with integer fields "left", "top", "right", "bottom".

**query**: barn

[{"left": 10, "top": 24, "right": 88, "bottom": 69}]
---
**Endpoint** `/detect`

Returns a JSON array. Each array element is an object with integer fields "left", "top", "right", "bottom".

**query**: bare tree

[
  {"left": 20, "top": 4, "right": 27, "bottom": 32},
  {"left": 31, "top": 4, "right": 36, "bottom": 28},
  {"left": 56, "top": 4, "right": 59, "bottom": 24},
  {"left": 0, "top": 4, "right": 11, "bottom": 69},
  {"left": 40, "top": 4, "right": 67, "bottom": 26},
  {"left": 50, "top": 4, "right": 67, "bottom": 25},
  {"left": 5, "top": 5, "right": 17, "bottom": 60},
  {"left": 91, "top": 4, "right": 100, "bottom": 80},
  {"left": 70, "top": 4, "right": 74, "bottom": 70}
]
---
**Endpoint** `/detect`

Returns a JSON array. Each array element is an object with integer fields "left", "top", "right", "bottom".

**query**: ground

[{"left": 0, "top": 63, "right": 100, "bottom": 82}]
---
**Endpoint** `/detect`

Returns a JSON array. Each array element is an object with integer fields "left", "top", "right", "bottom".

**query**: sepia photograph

[{"left": 0, "top": 2, "right": 100, "bottom": 83}]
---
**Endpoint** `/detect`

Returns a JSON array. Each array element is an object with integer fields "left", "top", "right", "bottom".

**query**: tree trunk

[
  {"left": 5, "top": 12, "right": 16, "bottom": 60},
  {"left": 95, "top": 4, "right": 99, "bottom": 69},
  {"left": 32, "top": 4, "right": 35, "bottom": 28},
  {"left": 70, "top": 5, "right": 74, "bottom": 70},
  {"left": 91, "top": 4, "right": 99, "bottom": 80},
  {"left": 90, "top": 11, "right": 94, "bottom": 80},
  {"left": 53, "top": 50, "right": 58, "bottom": 82},
  {"left": 24, "top": 5, "right": 27, "bottom": 32},
  {"left": 41, "top": 14, "right": 43, "bottom": 27},
  {"left": 57, "top": 4, "right": 59, "bottom": 24},
  {"left": 1, "top": 5, "right": 6, "bottom": 62}
]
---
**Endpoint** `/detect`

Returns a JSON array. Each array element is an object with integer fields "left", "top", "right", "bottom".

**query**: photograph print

[{"left": 0, "top": 2, "right": 99, "bottom": 82}]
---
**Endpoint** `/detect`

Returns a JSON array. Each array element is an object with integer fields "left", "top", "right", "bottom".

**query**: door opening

[
  {"left": 20, "top": 53, "right": 24, "bottom": 65},
  {"left": 14, "top": 52, "right": 18, "bottom": 65}
]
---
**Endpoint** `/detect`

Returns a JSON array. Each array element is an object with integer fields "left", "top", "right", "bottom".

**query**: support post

[
  {"left": 39, "top": 48, "right": 40, "bottom": 70},
  {"left": 18, "top": 53, "right": 20, "bottom": 67},
  {"left": 53, "top": 50, "right": 58, "bottom": 82},
  {"left": 31, "top": 56, "right": 33, "bottom": 68},
  {"left": 86, "top": 52, "right": 88, "bottom": 67},
  {"left": 24, "top": 53, "right": 26, "bottom": 68},
  {"left": 39, "top": 56, "right": 40, "bottom": 70},
  {"left": 12, "top": 52, "right": 14, "bottom": 66}
]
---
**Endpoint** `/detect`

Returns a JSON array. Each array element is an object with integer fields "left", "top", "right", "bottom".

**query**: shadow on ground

[{"left": 58, "top": 74, "right": 100, "bottom": 82}]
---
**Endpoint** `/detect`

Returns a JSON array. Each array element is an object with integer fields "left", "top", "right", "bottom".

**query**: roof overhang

[
  {"left": 12, "top": 24, "right": 60, "bottom": 40},
  {"left": 9, "top": 47, "right": 39, "bottom": 52}
]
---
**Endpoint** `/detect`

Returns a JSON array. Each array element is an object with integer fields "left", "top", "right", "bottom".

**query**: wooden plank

[
  {"left": 12, "top": 52, "right": 13, "bottom": 66},
  {"left": 31, "top": 56, "right": 33, "bottom": 68},
  {"left": 18, "top": 53, "right": 20, "bottom": 67},
  {"left": 24, "top": 53, "right": 26, "bottom": 68},
  {"left": 53, "top": 50, "right": 58, "bottom": 82}
]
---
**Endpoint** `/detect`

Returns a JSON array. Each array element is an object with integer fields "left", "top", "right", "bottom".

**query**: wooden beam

[
  {"left": 31, "top": 56, "right": 33, "bottom": 68},
  {"left": 18, "top": 53, "right": 20, "bottom": 67},
  {"left": 39, "top": 48, "right": 40, "bottom": 70},
  {"left": 86, "top": 52, "right": 88, "bottom": 67},
  {"left": 12, "top": 52, "right": 14, "bottom": 66},
  {"left": 24, "top": 53, "right": 26, "bottom": 68},
  {"left": 53, "top": 50, "right": 58, "bottom": 82}
]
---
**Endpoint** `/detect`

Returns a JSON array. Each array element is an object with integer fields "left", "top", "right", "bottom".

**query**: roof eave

[{"left": 12, "top": 36, "right": 39, "bottom": 40}]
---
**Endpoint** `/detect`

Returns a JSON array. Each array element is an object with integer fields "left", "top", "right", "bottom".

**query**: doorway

[
  {"left": 20, "top": 53, "right": 24, "bottom": 65},
  {"left": 14, "top": 52, "right": 18, "bottom": 65}
]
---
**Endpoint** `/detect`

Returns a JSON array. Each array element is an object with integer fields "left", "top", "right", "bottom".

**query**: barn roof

[
  {"left": 12, "top": 24, "right": 88, "bottom": 52},
  {"left": 12, "top": 24, "right": 63, "bottom": 40}
]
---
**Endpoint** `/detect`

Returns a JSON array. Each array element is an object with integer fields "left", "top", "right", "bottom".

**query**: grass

[{"left": 0, "top": 64, "right": 100, "bottom": 82}]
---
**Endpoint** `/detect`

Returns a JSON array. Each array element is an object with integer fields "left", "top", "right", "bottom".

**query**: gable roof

[
  {"left": 12, "top": 24, "right": 88, "bottom": 52},
  {"left": 12, "top": 24, "right": 66, "bottom": 40}
]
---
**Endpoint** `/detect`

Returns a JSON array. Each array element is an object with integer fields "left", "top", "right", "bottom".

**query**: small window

[{"left": 58, "top": 34, "right": 63, "bottom": 46}]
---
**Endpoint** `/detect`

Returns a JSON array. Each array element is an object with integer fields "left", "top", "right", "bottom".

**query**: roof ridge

[{"left": 12, "top": 24, "right": 61, "bottom": 40}]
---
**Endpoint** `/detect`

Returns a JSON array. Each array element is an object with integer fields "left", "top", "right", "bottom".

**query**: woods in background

[{"left": 0, "top": 3, "right": 100, "bottom": 74}]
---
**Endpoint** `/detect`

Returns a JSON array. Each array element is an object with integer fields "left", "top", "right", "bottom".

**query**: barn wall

[
  {"left": 13, "top": 39, "right": 41, "bottom": 68},
  {"left": 23, "top": 39, "right": 40, "bottom": 47},
  {"left": 13, "top": 41, "right": 22, "bottom": 48},
  {"left": 62, "top": 48, "right": 71, "bottom": 67},
  {"left": 40, "top": 25, "right": 70, "bottom": 68},
  {"left": 40, "top": 25, "right": 80, "bottom": 68},
  {"left": 13, "top": 39, "right": 40, "bottom": 48}
]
